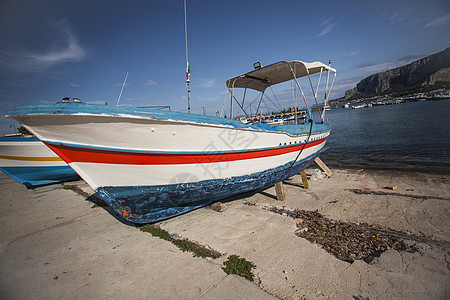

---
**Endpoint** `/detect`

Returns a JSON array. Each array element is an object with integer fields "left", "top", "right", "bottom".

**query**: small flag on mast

[{"left": 186, "top": 61, "right": 191, "bottom": 81}]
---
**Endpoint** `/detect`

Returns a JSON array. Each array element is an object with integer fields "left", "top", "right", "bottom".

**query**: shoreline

[{"left": 322, "top": 160, "right": 450, "bottom": 175}]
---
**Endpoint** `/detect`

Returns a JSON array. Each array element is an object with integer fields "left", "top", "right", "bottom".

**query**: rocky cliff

[{"left": 345, "top": 47, "right": 450, "bottom": 99}]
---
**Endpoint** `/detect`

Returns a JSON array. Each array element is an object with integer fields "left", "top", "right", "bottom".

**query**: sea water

[{"left": 319, "top": 100, "right": 450, "bottom": 172}]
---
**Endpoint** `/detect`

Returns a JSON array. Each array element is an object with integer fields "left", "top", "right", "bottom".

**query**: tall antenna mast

[
  {"left": 116, "top": 72, "right": 129, "bottom": 106},
  {"left": 184, "top": 0, "right": 191, "bottom": 113}
]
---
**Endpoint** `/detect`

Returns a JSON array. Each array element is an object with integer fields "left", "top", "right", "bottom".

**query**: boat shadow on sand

[{"left": 80, "top": 186, "right": 278, "bottom": 226}]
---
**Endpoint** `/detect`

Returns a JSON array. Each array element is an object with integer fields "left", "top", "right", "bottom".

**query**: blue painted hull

[
  {"left": 0, "top": 166, "right": 80, "bottom": 188},
  {"left": 97, "top": 152, "right": 320, "bottom": 223}
]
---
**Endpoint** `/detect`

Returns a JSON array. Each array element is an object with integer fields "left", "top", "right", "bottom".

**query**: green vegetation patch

[
  {"left": 172, "top": 239, "right": 221, "bottom": 258},
  {"left": 140, "top": 224, "right": 221, "bottom": 259},
  {"left": 222, "top": 255, "right": 256, "bottom": 281},
  {"left": 63, "top": 184, "right": 77, "bottom": 190},
  {"left": 140, "top": 224, "right": 172, "bottom": 240}
]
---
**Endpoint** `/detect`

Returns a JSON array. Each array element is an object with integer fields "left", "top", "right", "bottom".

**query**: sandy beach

[{"left": 0, "top": 167, "right": 448, "bottom": 299}]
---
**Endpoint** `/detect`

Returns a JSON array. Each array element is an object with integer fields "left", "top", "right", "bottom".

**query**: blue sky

[{"left": 0, "top": 0, "right": 449, "bottom": 135}]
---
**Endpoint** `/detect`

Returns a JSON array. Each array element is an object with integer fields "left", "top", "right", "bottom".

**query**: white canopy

[{"left": 226, "top": 60, "right": 336, "bottom": 92}]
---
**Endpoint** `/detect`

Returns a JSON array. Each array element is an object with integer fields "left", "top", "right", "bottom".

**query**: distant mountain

[{"left": 344, "top": 47, "right": 450, "bottom": 100}]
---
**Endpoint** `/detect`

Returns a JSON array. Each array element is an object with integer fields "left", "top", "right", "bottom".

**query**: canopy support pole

[
  {"left": 321, "top": 61, "right": 336, "bottom": 121},
  {"left": 256, "top": 92, "right": 265, "bottom": 116},
  {"left": 227, "top": 88, "right": 251, "bottom": 119},
  {"left": 306, "top": 69, "right": 322, "bottom": 122}
]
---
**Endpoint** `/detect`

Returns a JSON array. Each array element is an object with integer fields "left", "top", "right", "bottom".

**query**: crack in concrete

[
  {"left": 195, "top": 274, "right": 228, "bottom": 300},
  {"left": 361, "top": 226, "right": 450, "bottom": 249},
  {"left": 349, "top": 189, "right": 450, "bottom": 201},
  {"left": 5, "top": 213, "right": 101, "bottom": 249}
]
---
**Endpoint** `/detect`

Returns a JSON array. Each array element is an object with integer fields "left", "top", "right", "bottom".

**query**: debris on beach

[
  {"left": 384, "top": 185, "right": 398, "bottom": 190},
  {"left": 309, "top": 169, "right": 328, "bottom": 181},
  {"left": 348, "top": 188, "right": 450, "bottom": 201},
  {"left": 268, "top": 207, "right": 417, "bottom": 263},
  {"left": 209, "top": 202, "right": 227, "bottom": 212}
]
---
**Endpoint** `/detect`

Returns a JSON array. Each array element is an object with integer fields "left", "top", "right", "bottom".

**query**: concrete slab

[
  {"left": 200, "top": 274, "right": 275, "bottom": 300},
  {"left": 1, "top": 168, "right": 449, "bottom": 299}
]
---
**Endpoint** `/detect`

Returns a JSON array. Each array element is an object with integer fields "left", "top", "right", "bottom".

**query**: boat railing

[{"left": 224, "top": 60, "right": 336, "bottom": 125}]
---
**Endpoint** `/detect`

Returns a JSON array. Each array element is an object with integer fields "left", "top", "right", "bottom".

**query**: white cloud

[
  {"left": 321, "top": 17, "right": 334, "bottom": 26},
  {"left": 0, "top": 21, "right": 85, "bottom": 73},
  {"left": 331, "top": 78, "right": 361, "bottom": 93},
  {"left": 374, "top": 10, "right": 415, "bottom": 26},
  {"left": 318, "top": 17, "right": 337, "bottom": 37},
  {"left": 198, "top": 95, "right": 219, "bottom": 102},
  {"left": 196, "top": 78, "right": 215, "bottom": 88},
  {"left": 69, "top": 82, "right": 80, "bottom": 87},
  {"left": 357, "top": 54, "right": 425, "bottom": 73},
  {"left": 424, "top": 13, "right": 450, "bottom": 28},
  {"left": 143, "top": 80, "right": 158, "bottom": 87},
  {"left": 345, "top": 50, "right": 361, "bottom": 57},
  {"left": 358, "top": 61, "right": 395, "bottom": 73},
  {"left": 319, "top": 24, "right": 335, "bottom": 36}
]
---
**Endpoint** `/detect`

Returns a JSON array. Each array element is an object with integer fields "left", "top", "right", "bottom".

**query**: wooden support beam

[
  {"left": 300, "top": 170, "right": 309, "bottom": 189},
  {"left": 314, "top": 157, "right": 333, "bottom": 177},
  {"left": 274, "top": 181, "right": 286, "bottom": 201}
]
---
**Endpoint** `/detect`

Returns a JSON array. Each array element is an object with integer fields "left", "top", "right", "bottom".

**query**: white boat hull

[{"left": 8, "top": 103, "right": 330, "bottom": 222}]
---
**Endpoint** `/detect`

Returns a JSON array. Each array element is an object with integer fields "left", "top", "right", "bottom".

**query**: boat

[
  {"left": 0, "top": 135, "right": 80, "bottom": 187},
  {"left": 262, "top": 118, "right": 284, "bottom": 125},
  {"left": 431, "top": 90, "right": 450, "bottom": 100},
  {"left": 239, "top": 116, "right": 250, "bottom": 124},
  {"left": 6, "top": 60, "right": 336, "bottom": 223},
  {"left": 351, "top": 103, "right": 366, "bottom": 109}
]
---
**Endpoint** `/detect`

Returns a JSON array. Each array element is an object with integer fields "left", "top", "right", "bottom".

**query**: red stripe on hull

[{"left": 45, "top": 138, "right": 327, "bottom": 165}]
